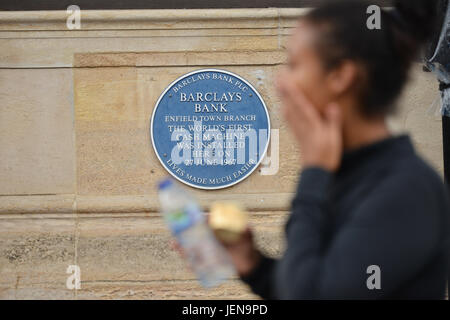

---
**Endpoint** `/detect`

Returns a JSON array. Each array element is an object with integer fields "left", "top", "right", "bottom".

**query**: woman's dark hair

[{"left": 303, "top": 0, "right": 439, "bottom": 117}]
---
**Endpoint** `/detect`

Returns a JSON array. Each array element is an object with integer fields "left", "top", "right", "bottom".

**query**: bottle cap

[{"left": 158, "top": 178, "right": 173, "bottom": 190}]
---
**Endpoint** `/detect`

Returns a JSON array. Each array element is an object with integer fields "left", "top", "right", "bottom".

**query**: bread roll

[{"left": 209, "top": 202, "right": 248, "bottom": 244}]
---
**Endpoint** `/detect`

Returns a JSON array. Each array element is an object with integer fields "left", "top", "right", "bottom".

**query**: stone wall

[{"left": 0, "top": 9, "right": 443, "bottom": 299}]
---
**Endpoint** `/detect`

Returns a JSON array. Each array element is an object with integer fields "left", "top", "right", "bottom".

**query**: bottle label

[{"left": 165, "top": 202, "right": 202, "bottom": 234}]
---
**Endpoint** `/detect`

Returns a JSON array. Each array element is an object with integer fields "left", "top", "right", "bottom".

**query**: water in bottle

[{"left": 158, "top": 178, "right": 235, "bottom": 288}]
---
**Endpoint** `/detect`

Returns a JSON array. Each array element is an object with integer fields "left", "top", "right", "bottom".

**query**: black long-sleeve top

[{"left": 242, "top": 135, "right": 450, "bottom": 299}]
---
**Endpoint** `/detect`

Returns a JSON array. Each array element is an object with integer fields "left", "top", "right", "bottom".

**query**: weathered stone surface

[
  {"left": 0, "top": 9, "right": 306, "bottom": 31},
  {"left": 0, "top": 214, "right": 76, "bottom": 299},
  {"left": 0, "top": 193, "right": 293, "bottom": 214},
  {"left": 389, "top": 67, "right": 443, "bottom": 172},
  {"left": 76, "top": 280, "right": 256, "bottom": 300},
  {"left": 0, "top": 195, "right": 75, "bottom": 214},
  {"left": 0, "top": 212, "right": 286, "bottom": 299},
  {"left": 0, "top": 36, "right": 281, "bottom": 68},
  {"left": 74, "top": 50, "right": 286, "bottom": 68},
  {"left": 0, "top": 69, "right": 75, "bottom": 195},
  {"left": 75, "top": 212, "right": 285, "bottom": 299},
  {"left": 74, "top": 65, "right": 299, "bottom": 199},
  {"left": 76, "top": 212, "right": 285, "bottom": 281},
  {"left": 0, "top": 9, "right": 307, "bottom": 68}
]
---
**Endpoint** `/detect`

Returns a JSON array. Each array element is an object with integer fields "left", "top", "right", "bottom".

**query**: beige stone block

[
  {"left": 0, "top": 214, "right": 76, "bottom": 299},
  {"left": 390, "top": 65, "right": 443, "bottom": 173},
  {"left": 76, "top": 280, "right": 256, "bottom": 300},
  {"left": 0, "top": 28, "right": 280, "bottom": 40},
  {"left": 74, "top": 50, "right": 286, "bottom": 68},
  {"left": 4, "top": 287, "right": 75, "bottom": 300},
  {"left": 0, "top": 211, "right": 279, "bottom": 299},
  {"left": 0, "top": 8, "right": 305, "bottom": 68},
  {"left": 0, "top": 195, "right": 74, "bottom": 214},
  {"left": 76, "top": 212, "right": 286, "bottom": 285},
  {"left": 75, "top": 193, "right": 293, "bottom": 213},
  {"left": 0, "top": 69, "right": 75, "bottom": 195},
  {"left": 0, "top": 36, "right": 280, "bottom": 68},
  {"left": 74, "top": 64, "right": 300, "bottom": 202},
  {"left": 279, "top": 8, "right": 309, "bottom": 28},
  {"left": 0, "top": 211, "right": 282, "bottom": 299},
  {"left": 0, "top": 9, "right": 306, "bottom": 31}
]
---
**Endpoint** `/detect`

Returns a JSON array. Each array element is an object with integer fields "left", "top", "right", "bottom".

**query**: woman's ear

[{"left": 327, "top": 60, "right": 359, "bottom": 96}]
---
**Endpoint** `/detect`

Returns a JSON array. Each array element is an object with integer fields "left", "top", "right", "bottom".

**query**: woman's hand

[
  {"left": 276, "top": 74, "right": 343, "bottom": 172},
  {"left": 219, "top": 228, "right": 261, "bottom": 277},
  {"left": 172, "top": 227, "right": 261, "bottom": 278}
]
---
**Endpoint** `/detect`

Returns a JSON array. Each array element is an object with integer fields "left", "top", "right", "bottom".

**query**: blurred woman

[{"left": 224, "top": 0, "right": 450, "bottom": 299}]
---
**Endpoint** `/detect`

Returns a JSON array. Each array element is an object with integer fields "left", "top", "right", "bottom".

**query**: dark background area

[{"left": 0, "top": 0, "right": 393, "bottom": 11}]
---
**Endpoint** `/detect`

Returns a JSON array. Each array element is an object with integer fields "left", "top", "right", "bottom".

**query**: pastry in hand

[{"left": 209, "top": 202, "right": 248, "bottom": 244}]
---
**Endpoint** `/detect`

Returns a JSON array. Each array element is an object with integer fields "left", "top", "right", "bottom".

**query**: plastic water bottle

[{"left": 158, "top": 178, "right": 235, "bottom": 288}]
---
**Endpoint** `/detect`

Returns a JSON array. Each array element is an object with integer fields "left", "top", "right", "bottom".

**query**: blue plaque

[{"left": 151, "top": 69, "right": 270, "bottom": 189}]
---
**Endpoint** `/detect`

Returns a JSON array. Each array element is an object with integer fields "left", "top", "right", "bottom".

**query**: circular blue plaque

[{"left": 151, "top": 69, "right": 270, "bottom": 190}]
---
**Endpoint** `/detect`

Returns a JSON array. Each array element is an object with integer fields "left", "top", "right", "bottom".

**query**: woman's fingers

[
  {"left": 277, "top": 78, "right": 304, "bottom": 123},
  {"left": 279, "top": 81, "right": 321, "bottom": 146},
  {"left": 277, "top": 73, "right": 343, "bottom": 171},
  {"left": 284, "top": 80, "right": 321, "bottom": 126},
  {"left": 281, "top": 98, "right": 305, "bottom": 141},
  {"left": 324, "top": 103, "right": 342, "bottom": 130}
]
